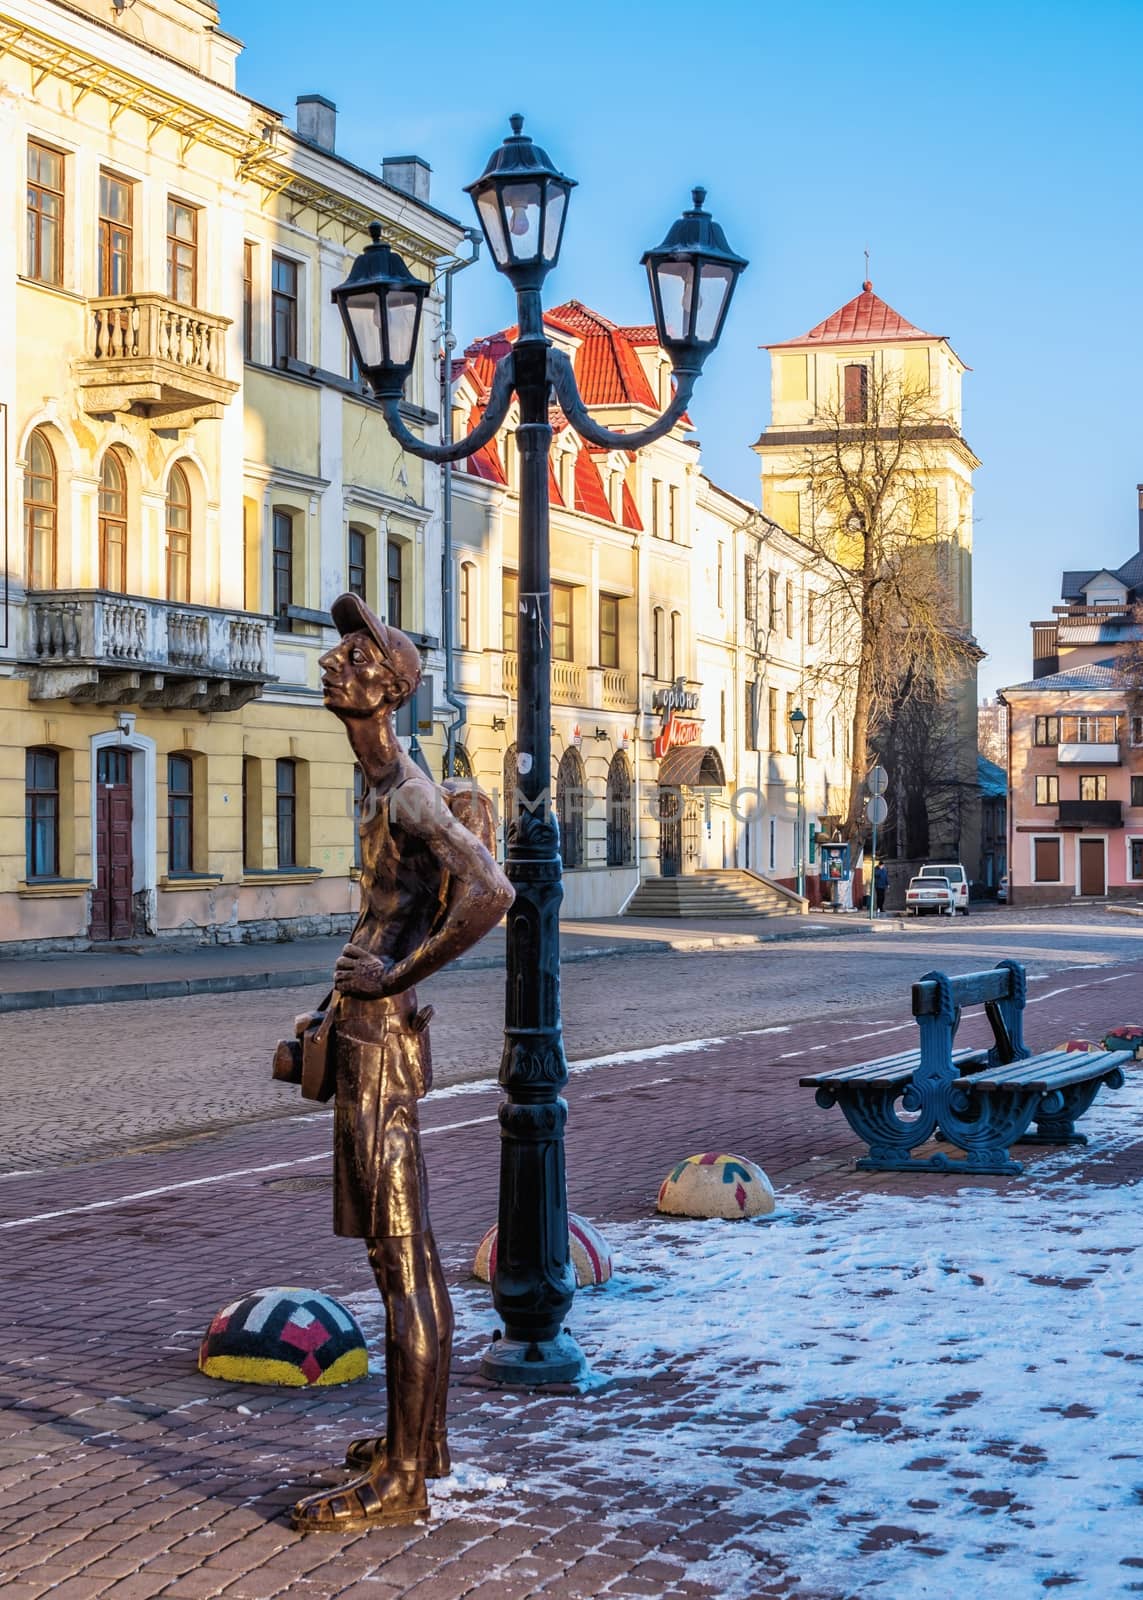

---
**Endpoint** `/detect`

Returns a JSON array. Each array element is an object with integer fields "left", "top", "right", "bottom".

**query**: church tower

[{"left": 754, "top": 282, "right": 982, "bottom": 867}]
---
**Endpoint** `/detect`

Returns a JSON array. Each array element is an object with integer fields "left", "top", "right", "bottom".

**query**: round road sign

[
  {"left": 867, "top": 794, "right": 888, "bottom": 825},
  {"left": 867, "top": 765, "right": 889, "bottom": 796}
]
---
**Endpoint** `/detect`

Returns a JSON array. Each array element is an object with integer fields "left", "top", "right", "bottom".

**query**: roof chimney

[
  {"left": 296, "top": 94, "right": 336, "bottom": 153},
  {"left": 382, "top": 155, "right": 431, "bottom": 203}
]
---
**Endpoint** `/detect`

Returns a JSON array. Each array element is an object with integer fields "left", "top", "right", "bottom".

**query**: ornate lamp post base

[{"left": 480, "top": 1331, "right": 588, "bottom": 1386}]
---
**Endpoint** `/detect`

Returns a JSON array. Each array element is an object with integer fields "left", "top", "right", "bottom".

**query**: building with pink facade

[{"left": 1001, "top": 518, "right": 1143, "bottom": 904}]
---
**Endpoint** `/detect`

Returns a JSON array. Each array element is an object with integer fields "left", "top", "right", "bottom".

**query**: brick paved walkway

[{"left": 1, "top": 960, "right": 1141, "bottom": 1598}]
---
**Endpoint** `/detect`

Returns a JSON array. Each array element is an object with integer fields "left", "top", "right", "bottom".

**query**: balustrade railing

[
  {"left": 601, "top": 667, "right": 632, "bottom": 707},
  {"left": 87, "top": 293, "right": 229, "bottom": 379},
  {"left": 24, "top": 591, "right": 271, "bottom": 678},
  {"left": 552, "top": 660, "right": 586, "bottom": 704}
]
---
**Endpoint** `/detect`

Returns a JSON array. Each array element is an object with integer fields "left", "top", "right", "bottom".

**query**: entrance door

[
  {"left": 1079, "top": 837, "right": 1105, "bottom": 898},
  {"left": 659, "top": 789, "right": 682, "bottom": 878},
  {"left": 682, "top": 798, "right": 702, "bottom": 875},
  {"left": 91, "top": 748, "right": 134, "bottom": 939}
]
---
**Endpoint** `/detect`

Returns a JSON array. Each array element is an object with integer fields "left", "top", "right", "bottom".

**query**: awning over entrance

[{"left": 657, "top": 745, "right": 726, "bottom": 788}]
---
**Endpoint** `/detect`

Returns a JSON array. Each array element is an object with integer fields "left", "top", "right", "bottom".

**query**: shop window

[
  {"left": 24, "top": 428, "right": 57, "bottom": 589},
  {"left": 1035, "top": 775, "right": 1059, "bottom": 805},
  {"left": 606, "top": 752, "right": 633, "bottom": 866},
  {"left": 1034, "top": 837, "right": 1061, "bottom": 883},
  {"left": 556, "top": 746, "right": 585, "bottom": 869},
  {"left": 25, "top": 747, "right": 60, "bottom": 879},
  {"left": 167, "top": 753, "right": 194, "bottom": 875}
]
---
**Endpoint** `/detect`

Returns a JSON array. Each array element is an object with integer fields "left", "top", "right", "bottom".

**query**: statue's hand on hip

[{"left": 334, "top": 942, "right": 395, "bottom": 999}]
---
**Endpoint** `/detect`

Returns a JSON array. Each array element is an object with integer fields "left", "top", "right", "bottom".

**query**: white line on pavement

[{"left": 0, "top": 1113, "right": 495, "bottom": 1231}]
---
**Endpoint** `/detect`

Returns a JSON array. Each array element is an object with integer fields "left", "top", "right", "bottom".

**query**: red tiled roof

[
  {"left": 463, "top": 402, "right": 506, "bottom": 485},
  {"left": 547, "top": 300, "right": 659, "bottom": 408},
  {"left": 766, "top": 282, "right": 939, "bottom": 348},
  {"left": 617, "top": 324, "right": 659, "bottom": 345},
  {"left": 572, "top": 450, "right": 613, "bottom": 521}
]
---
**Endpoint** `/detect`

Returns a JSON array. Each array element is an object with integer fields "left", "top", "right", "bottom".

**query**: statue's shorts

[{"left": 333, "top": 993, "right": 433, "bottom": 1239}]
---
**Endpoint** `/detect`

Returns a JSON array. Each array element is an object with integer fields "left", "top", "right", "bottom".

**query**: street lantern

[
  {"left": 642, "top": 187, "right": 748, "bottom": 375},
  {"left": 331, "top": 224, "right": 429, "bottom": 398},
  {"left": 339, "top": 116, "right": 745, "bottom": 1389},
  {"left": 788, "top": 706, "right": 807, "bottom": 899},
  {"left": 464, "top": 115, "right": 576, "bottom": 290}
]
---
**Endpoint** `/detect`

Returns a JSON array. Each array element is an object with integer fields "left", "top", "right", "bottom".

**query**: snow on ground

[{"left": 338, "top": 1080, "right": 1143, "bottom": 1598}]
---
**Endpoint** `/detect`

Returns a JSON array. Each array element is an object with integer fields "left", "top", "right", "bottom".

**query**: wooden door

[
  {"left": 91, "top": 748, "right": 134, "bottom": 939},
  {"left": 1079, "top": 838, "right": 1105, "bottom": 898},
  {"left": 659, "top": 789, "right": 682, "bottom": 878}
]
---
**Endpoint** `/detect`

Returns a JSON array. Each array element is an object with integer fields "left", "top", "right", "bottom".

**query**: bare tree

[{"left": 776, "top": 365, "right": 978, "bottom": 845}]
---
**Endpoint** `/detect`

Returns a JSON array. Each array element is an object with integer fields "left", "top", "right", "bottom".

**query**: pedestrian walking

[{"left": 874, "top": 861, "right": 889, "bottom": 916}]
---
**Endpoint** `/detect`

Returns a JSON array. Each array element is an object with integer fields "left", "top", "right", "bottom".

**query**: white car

[
  {"left": 997, "top": 873, "right": 1008, "bottom": 903},
  {"left": 919, "top": 862, "right": 970, "bottom": 915},
  {"left": 905, "top": 875, "right": 955, "bottom": 916}
]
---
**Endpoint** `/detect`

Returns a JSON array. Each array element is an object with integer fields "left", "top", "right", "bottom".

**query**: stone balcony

[
  {"left": 75, "top": 293, "right": 238, "bottom": 426},
  {"left": 500, "top": 653, "right": 632, "bottom": 710},
  {"left": 21, "top": 591, "right": 275, "bottom": 712}
]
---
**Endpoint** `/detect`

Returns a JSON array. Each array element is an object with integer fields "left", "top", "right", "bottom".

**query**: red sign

[{"left": 653, "top": 710, "right": 701, "bottom": 760}]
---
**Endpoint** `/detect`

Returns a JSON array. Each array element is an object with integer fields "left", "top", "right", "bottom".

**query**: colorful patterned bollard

[
  {"left": 199, "top": 1287, "right": 369, "bottom": 1386},
  {"left": 473, "top": 1214, "right": 613, "bottom": 1289},
  {"left": 1103, "top": 1025, "right": 1143, "bottom": 1059},
  {"left": 656, "top": 1152, "right": 775, "bottom": 1220}
]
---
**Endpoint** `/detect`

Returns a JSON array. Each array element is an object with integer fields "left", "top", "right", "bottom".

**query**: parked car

[
  {"left": 919, "top": 861, "right": 970, "bottom": 915},
  {"left": 997, "top": 873, "right": 1008, "bottom": 903},
  {"left": 905, "top": 874, "right": 955, "bottom": 916}
]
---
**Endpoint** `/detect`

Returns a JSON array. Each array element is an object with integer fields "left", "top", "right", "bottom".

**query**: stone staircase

[{"left": 623, "top": 870, "right": 805, "bottom": 920}]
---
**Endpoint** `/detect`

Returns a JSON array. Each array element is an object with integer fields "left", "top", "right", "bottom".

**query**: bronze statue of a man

[{"left": 288, "top": 593, "right": 512, "bottom": 1533}]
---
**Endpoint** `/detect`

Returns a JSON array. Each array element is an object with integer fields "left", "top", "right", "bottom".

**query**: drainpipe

[{"left": 437, "top": 228, "right": 481, "bottom": 776}]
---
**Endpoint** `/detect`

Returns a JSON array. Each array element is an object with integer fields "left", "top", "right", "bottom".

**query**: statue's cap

[{"left": 330, "top": 592, "right": 422, "bottom": 694}]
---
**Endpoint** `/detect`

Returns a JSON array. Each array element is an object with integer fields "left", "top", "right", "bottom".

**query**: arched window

[
  {"left": 459, "top": 561, "right": 475, "bottom": 650},
  {"left": 99, "top": 450, "right": 127, "bottom": 592},
  {"left": 500, "top": 741, "right": 517, "bottom": 856},
  {"left": 556, "top": 746, "right": 586, "bottom": 870},
  {"left": 24, "top": 429, "right": 57, "bottom": 589},
  {"left": 606, "top": 751, "right": 633, "bottom": 867},
  {"left": 448, "top": 744, "right": 473, "bottom": 780},
  {"left": 165, "top": 464, "right": 191, "bottom": 602},
  {"left": 652, "top": 605, "right": 663, "bottom": 680}
]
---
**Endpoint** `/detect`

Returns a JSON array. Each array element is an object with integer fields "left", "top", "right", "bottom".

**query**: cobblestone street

[
  {"left": 1, "top": 912, "right": 1141, "bottom": 1597},
  {"left": 3, "top": 909, "right": 1143, "bottom": 1170}
]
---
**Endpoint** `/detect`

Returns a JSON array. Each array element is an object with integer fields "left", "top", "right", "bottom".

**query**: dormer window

[{"left": 843, "top": 363, "right": 869, "bottom": 423}]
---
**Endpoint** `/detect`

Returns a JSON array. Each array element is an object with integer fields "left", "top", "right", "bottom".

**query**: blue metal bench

[{"left": 801, "top": 960, "right": 1131, "bottom": 1175}]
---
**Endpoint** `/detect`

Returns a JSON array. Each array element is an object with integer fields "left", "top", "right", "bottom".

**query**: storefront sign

[
  {"left": 653, "top": 710, "right": 701, "bottom": 760},
  {"left": 651, "top": 677, "right": 700, "bottom": 714}
]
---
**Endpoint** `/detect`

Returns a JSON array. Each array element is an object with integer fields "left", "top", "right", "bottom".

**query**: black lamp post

[
  {"left": 788, "top": 705, "right": 807, "bottom": 899},
  {"left": 334, "top": 116, "right": 746, "bottom": 1386}
]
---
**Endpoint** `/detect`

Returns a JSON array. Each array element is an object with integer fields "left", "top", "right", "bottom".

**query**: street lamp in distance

[
  {"left": 333, "top": 115, "right": 746, "bottom": 1388},
  {"left": 788, "top": 705, "right": 807, "bottom": 900}
]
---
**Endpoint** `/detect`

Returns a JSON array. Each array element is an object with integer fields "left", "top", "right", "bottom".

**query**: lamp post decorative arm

[
  {"left": 546, "top": 348, "right": 697, "bottom": 452},
  {"left": 379, "top": 352, "right": 517, "bottom": 464}
]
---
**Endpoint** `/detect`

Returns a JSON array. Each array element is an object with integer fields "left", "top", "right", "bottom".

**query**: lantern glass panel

[
  {"left": 501, "top": 182, "right": 543, "bottom": 261},
  {"left": 654, "top": 259, "right": 695, "bottom": 342},
  {"left": 386, "top": 289, "right": 420, "bottom": 367},
  {"left": 345, "top": 291, "right": 384, "bottom": 370},
  {"left": 542, "top": 187, "right": 567, "bottom": 263},
  {"left": 476, "top": 190, "right": 509, "bottom": 265},
  {"left": 695, "top": 262, "right": 735, "bottom": 344}
]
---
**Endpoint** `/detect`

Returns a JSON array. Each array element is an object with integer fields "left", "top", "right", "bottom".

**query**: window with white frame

[{"left": 1131, "top": 838, "right": 1143, "bottom": 880}]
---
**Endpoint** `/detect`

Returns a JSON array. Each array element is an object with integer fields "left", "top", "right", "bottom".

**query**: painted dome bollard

[
  {"left": 474, "top": 1214, "right": 613, "bottom": 1289},
  {"left": 656, "top": 1152, "right": 775, "bottom": 1219},
  {"left": 1103, "top": 1025, "right": 1143, "bottom": 1058},
  {"left": 198, "top": 1288, "right": 369, "bottom": 1387}
]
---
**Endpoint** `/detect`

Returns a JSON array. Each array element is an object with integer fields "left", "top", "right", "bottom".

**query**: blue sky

[{"left": 225, "top": 0, "right": 1143, "bottom": 699}]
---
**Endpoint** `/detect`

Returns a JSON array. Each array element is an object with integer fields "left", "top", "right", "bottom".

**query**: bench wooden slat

[
  {"left": 954, "top": 1049, "right": 1131, "bottom": 1093},
  {"left": 913, "top": 967, "right": 1018, "bottom": 1016},
  {"left": 801, "top": 1046, "right": 980, "bottom": 1089}
]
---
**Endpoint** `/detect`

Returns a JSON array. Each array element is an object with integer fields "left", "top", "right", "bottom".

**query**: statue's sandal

[
  {"left": 291, "top": 1465, "right": 428, "bottom": 1533},
  {"left": 344, "top": 1433, "right": 450, "bottom": 1478}
]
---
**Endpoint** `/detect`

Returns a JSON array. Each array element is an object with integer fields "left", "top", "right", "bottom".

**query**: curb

[{"left": 0, "top": 919, "right": 866, "bottom": 1013}]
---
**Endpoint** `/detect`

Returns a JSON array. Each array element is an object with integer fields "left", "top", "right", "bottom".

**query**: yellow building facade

[{"left": 1, "top": 0, "right": 464, "bottom": 946}]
